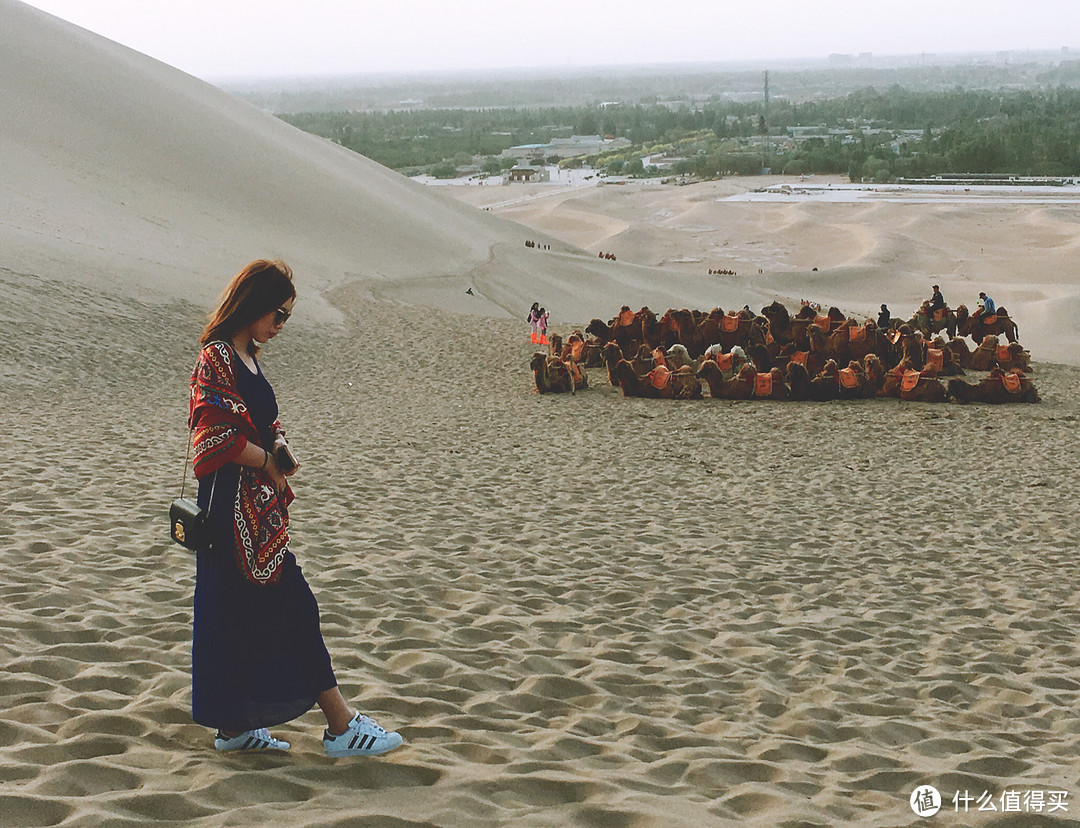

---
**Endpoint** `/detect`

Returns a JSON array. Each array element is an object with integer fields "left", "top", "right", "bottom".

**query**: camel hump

[{"left": 617, "top": 309, "right": 636, "bottom": 326}]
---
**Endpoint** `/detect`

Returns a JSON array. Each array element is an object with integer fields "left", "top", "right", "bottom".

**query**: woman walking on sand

[{"left": 188, "top": 259, "right": 402, "bottom": 757}]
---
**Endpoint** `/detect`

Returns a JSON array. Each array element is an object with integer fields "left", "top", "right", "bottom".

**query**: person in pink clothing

[{"left": 537, "top": 308, "right": 550, "bottom": 345}]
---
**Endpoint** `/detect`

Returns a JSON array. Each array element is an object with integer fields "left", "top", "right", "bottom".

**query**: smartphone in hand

[{"left": 274, "top": 436, "right": 299, "bottom": 473}]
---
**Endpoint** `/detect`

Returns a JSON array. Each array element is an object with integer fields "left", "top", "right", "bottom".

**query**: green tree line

[{"left": 279, "top": 86, "right": 1080, "bottom": 180}]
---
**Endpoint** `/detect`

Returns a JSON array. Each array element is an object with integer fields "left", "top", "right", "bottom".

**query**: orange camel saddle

[
  {"left": 721, "top": 313, "right": 741, "bottom": 332},
  {"left": 563, "top": 360, "right": 583, "bottom": 384},
  {"left": 649, "top": 365, "right": 672, "bottom": 390},
  {"left": 715, "top": 352, "right": 734, "bottom": 371},
  {"left": 996, "top": 345, "right": 1012, "bottom": 363},
  {"left": 848, "top": 325, "right": 868, "bottom": 342},
  {"left": 838, "top": 367, "right": 860, "bottom": 389},
  {"left": 617, "top": 308, "right": 636, "bottom": 326},
  {"left": 813, "top": 315, "right": 831, "bottom": 332},
  {"left": 570, "top": 338, "right": 585, "bottom": 361},
  {"left": 981, "top": 314, "right": 998, "bottom": 326},
  {"left": 789, "top": 351, "right": 809, "bottom": 366},
  {"left": 925, "top": 348, "right": 944, "bottom": 372},
  {"left": 901, "top": 369, "right": 922, "bottom": 392},
  {"left": 1002, "top": 372, "right": 1022, "bottom": 394},
  {"left": 754, "top": 371, "right": 773, "bottom": 397}
]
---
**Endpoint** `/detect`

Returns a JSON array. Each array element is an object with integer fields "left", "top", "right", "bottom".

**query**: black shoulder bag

[{"left": 169, "top": 426, "right": 217, "bottom": 551}]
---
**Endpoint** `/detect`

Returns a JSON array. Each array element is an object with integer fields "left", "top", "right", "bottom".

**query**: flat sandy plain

[{"left": 3, "top": 1, "right": 1080, "bottom": 826}]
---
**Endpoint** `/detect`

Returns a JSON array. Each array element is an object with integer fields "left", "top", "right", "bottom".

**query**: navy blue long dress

[{"left": 192, "top": 351, "right": 336, "bottom": 732}]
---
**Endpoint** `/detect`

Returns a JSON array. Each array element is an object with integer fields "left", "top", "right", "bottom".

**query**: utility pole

[{"left": 763, "top": 70, "right": 771, "bottom": 174}]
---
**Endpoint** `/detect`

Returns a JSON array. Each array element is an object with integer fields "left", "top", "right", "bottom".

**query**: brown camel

[
  {"left": 809, "top": 360, "right": 841, "bottom": 401},
  {"left": 614, "top": 360, "right": 700, "bottom": 399},
  {"left": 785, "top": 360, "right": 812, "bottom": 401},
  {"left": 899, "top": 368, "right": 947, "bottom": 402},
  {"left": 753, "top": 367, "right": 790, "bottom": 400},
  {"left": 612, "top": 359, "right": 654, "bottom": 397},
  {"left": 969, "top": 335, "right": 1001, "bottom": 371},
  {"left": 942, "top": 336, "right": 973, "bottom": 370},
  {"left": 663, "top": 307, "right": 727, "bottom": 356},
  {"left": 838, "top": 360, "right": 869, "bottom": 399},
  {"left": 897, "top": 324, "right": 926, "bottom": 370},
  {"left": 530, "top": 352, "right": 587, "bottom": 393},
  {"left": 600, "top": 342, "right": 625, "bottom": 386},
  {"left": 994, "top": 341, "right": 1033, "bottom": 373},
  {"left": 761, "top": 301, "right": 812, "bottom": 349},
  {"left": 924, "top": 338, "right": 965, "bottom": 376},
  {"left": 696, "top": 361, "right": 754, "bottom": 399},
  {"left": 955, "top": 304, "right": 1019, "bottom": 344},
  {"left": 558, "top": 332, "right": 604, "bottom": 368},
  {"left": 807, "top": 325, "right": 850, "bottom": 371},
  {"left": 947, "top": 368, "right": 1040, "bottom": 404},
  {"left": 910, "top": 301, "right": 958, "bottom": 339},
  {"left": 862, "top": 354, "right": 886, "bottom": 396},
  {"left": 718, "top": 309, "right": 756, "bottom": 352}
]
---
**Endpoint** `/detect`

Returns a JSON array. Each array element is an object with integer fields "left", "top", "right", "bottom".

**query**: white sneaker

[
  {"left": 214, "top": 728, "right": 290, "bottom": 751},
  {"left": 324, "top": 714, "right": 403, "bottom": 757}
]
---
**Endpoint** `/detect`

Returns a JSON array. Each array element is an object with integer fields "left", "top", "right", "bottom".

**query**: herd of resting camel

[{"left": 530, "top": 300, "right": 1040, "bottom": 404}]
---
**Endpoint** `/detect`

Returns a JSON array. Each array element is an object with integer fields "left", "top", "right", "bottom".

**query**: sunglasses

[{"left": 273, "top": 307, "right": 291, "bottom": 325}]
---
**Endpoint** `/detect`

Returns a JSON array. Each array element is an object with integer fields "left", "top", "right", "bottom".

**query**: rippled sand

[{"left": 3, "top": 269, "right": 1080, "bottom": 827}]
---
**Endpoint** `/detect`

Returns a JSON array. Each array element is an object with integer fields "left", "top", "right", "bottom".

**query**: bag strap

[{"left": 181, "top": 424, "right": 217, "bottom": 508}]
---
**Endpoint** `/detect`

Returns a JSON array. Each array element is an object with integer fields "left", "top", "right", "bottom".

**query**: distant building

[
  {"left": 505, "top": 166, "right": 549, "bottom": 183},
  {"left": 501, "top": 135, "right": 631, "bottom": 162}
]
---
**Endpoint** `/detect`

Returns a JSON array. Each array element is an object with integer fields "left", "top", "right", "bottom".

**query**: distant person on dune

[
  {"left": 187, "top": 259, "right": 403, "bottom": 758},
  {"left": 878, "top": 304, "right": 891, "bottom": 327}
]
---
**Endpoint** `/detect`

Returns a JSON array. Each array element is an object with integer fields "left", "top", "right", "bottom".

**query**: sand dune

[
  {"left": 452, "top": 177, "right": 1080, "bottom": 365},
  {"left": 4, "top": 1, "right": 1080, "bottom": 826}
]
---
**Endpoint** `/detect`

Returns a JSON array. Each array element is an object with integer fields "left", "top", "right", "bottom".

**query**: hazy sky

[{"left": 21, "top": 0, "right": 1080, "bottom": 79}]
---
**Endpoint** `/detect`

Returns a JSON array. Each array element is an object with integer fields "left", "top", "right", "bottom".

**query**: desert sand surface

[{"left": 3, "top": 2, "right": 1080, "bottom": 827}]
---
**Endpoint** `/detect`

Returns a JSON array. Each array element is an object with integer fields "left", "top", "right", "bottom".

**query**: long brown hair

[{"left": 201, "top": 259, "right": 295, "bottom": 351}]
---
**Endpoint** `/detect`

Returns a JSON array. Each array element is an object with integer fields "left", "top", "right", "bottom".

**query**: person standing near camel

[
  {"left": 537, "top": 307, "right": 550, "bottom": 345},
  {"left": 187, "top": 259, "right": 403, "bottom": 757},
  {"left": 527, "top": 302, "right": 540, "bottom": 342}
]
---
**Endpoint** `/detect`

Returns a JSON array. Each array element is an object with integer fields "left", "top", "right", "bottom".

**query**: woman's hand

[{"left": 262, "top": 454, "right": 288, "bottom": 495}]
